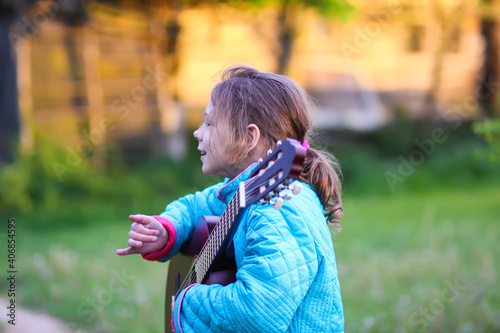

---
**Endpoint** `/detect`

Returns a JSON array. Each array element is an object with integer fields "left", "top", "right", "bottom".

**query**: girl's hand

[{"left": 116, "top": 214, "right": 168, "bottom": 256}]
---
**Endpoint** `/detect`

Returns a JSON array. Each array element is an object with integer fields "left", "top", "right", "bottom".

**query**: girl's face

[{"left": 194, "top": 101, "right": 243, "bottom": 179}]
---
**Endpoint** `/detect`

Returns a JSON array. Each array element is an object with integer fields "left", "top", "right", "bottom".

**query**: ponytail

[{"left": 299, "top": 145, "right": 343, "bottom": 231}]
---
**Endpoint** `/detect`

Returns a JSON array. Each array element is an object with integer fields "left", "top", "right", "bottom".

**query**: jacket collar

[{"left": 217, "top": 162, "right": 258, "bottom": 204}]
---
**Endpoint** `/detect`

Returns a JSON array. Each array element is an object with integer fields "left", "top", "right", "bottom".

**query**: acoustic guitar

[{"left": 165, "top": 138, "right": 306, "bottom": 332}]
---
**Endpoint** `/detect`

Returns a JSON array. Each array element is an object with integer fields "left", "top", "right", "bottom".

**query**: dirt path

[{"left": 0, "top": 298, "right": 69, "bottom": 333}]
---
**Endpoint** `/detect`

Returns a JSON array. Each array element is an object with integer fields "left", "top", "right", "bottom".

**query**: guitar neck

[{"left": 193, "top": 187, "right": 243, "bottom": 283}]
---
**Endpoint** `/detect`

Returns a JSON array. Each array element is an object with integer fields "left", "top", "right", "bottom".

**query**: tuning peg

[
  {"left": 258, "top": 158, "right": 263, "bottom": 163},
  {"left": 281, "top": 193, "right": 293, "bottom": 200},
  {"left": 272, "top": 198, "right": 284, "bottom": 210},
  {"left": 277, "top": 140, "right": 282, "bottom": 146},
  {"left": 265, "top": 191, "right": 277, "bottom": 199},
  {"left": 277, "top": 184, "right": 287, "bottom": 191},
  {"left": 292, "top": 183, "right": 302, "bottom": 195},
  {"left": 267, "top": 149, "right": 273, "bottom": 156},
  {"left": 259, "top": 198, "right": 270, "bottom": 205}
]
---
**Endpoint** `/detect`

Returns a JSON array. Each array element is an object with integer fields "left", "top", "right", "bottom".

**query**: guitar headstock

[{"left": 241, "top": 138, "right": 306, "bottom": 209}]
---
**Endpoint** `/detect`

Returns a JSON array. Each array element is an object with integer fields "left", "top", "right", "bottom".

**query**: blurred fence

[{"left": 18, "top": 7, "right": 169, "bottom": 163}]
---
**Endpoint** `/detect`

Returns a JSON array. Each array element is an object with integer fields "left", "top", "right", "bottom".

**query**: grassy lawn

[
  {"left": 12, "top": 221, "right": 168, "bottom": 333},
  {"left": 1, "top": 181, "right": 498, "bottom": 332},
  {"left": 336, "top": 184, "right": 499, "bottom": 332}
]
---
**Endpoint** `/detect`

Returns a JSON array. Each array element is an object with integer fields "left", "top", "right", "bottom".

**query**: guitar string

[
  {"left": 176, "top": 179, "right": 249, "bottom": 294},
  {"left": 195, "top": 191, "right": 239, "bottom": 281},
  {"left": 178, "top": 192, "right": 239, "bottom": 292}
]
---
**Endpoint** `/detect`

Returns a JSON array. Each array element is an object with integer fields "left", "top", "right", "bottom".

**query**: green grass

[
  {"left": 335, "top": 184, "right": 500, "bottom": 333},
  {"left": 1, "top": 182, "right": 498, "bottom": 332},
  {"left": 9, "top": 222, "right": 168, "bottom": 332}
]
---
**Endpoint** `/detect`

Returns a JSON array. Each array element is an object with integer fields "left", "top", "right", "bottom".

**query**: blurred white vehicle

[{"left": 307, "top": 72, "right": 389, "bottom": 132}]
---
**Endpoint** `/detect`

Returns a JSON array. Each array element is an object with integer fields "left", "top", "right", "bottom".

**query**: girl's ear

[{"left": 246, "top": 124, "right": 261, "bottom": 151}]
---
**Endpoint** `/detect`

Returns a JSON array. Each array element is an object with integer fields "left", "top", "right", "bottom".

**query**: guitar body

[{"left": 165, "top": 216, "right": 237, "bottom": 332}]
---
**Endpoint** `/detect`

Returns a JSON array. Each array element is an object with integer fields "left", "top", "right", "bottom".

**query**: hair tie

[{"left": 301, "top": 140, "right": 310, "bottom": 151}]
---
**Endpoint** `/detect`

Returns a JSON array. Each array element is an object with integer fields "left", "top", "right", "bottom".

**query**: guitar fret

[{"left": 194, "top": 190, "right": 241, "bottom": 283}]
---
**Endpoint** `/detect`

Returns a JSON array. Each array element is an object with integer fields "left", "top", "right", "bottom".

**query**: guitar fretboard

[{"left": 193, "top": 189, "right": 242, "bottom": 283}]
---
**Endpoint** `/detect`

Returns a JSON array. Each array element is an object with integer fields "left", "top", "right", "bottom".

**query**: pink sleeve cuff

[
  {"left": 172, "top": 283, "right": 199, "bottom": 332},
  {"left": 141, "top": 215, "right": 177, "bottom": 261}
]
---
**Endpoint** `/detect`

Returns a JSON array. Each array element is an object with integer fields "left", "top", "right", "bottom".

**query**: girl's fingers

[
  {"left": 128, "top": 230, "right": 158, "bottom": 243},
  {"left": 128, "top": 238, "right": 142, "bottom": 248},
  {"left": 132, "top": 222, "right": 159, "bottom": 235},
  {"left": 129, "top": 214, "right": 154, "bottom": 226},
  {"left": 116, "top": 247, "right": 136, "bottom": 256},
  {"left": 117, "top": 215, "right": 162, "bottom": 257}
]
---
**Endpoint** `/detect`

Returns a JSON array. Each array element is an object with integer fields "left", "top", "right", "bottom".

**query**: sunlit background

[{"left": 0, "top": 0, "right": 499, "bottom": 332}]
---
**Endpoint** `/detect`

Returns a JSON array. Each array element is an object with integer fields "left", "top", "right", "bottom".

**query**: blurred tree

[
  {"left": 422, "top": 0, "right": 467, "bottom": 122},
  {"left": 473, "top": 118, "right": 500, "bottom": 161},
  {"left": 58, "top": 0, "right": 89, "bottom": 113},
  {"left": 477, "top": 0, "right": 499, "bottom": 118},
  {"left": 0, "top": 0, "right": 90, "bottom": 164},
  {"left": 0, "top": 0, "right": 24, "bottom": 164},
  {"left": 98, "top": 0, "right": 186, "bottom": 158},
  {"left": 220, "top": 0, "right": 353, "bottom": 74},
  {"left": 24, "top": 1, "right": 105, "bottom": 168},
  {"left": 274, "top": 0, "right": 353, "bottom": 74},
  {"left": 71, "top": 0, "right": 188, "bottom": 159},
  {"left": 147, "top": 0, "right": 186, "bottom": 159}
]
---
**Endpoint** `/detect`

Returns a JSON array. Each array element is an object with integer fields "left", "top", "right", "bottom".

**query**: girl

[{"left": 117, "top": 66, "right": 344, "bottom": 332}]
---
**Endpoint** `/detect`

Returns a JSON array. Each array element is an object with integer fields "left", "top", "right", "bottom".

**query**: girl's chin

[
  {"left": 201, "top": 162, "right": 210, "bottom": 174},
  {"left": 201, "top": 164, "right": 225, "bottom": 178}
]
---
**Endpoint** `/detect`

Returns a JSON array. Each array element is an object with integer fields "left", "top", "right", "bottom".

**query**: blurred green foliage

[
  {"left": 326, "top": 121, "right": 498, "bottom": 196},
  {"left": 232, "top": 0, "right": 356, "bottom": 20},
  {"left": 0, "top": 136, "right": 217, "bottom": 229},
  {"left": 473, "top": 118, "right": 500, "bottom": 162},
  {"left": 0, "top": 138, "right": 94, "bottom": 214}
]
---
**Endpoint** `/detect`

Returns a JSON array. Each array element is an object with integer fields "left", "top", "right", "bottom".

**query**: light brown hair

[{"left": 210, "top": 66, "right": 343, "bottom": 228}]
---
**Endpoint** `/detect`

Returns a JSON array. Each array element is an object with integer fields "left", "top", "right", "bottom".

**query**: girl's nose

[{"left": 193, "top": 128, "right": 202, "bottom": 141}]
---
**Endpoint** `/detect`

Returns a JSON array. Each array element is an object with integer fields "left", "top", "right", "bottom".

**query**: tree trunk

[
  {"left": 150, "top": 1, "right": 186, "bottom": 160},
  {"left": 423, "top": 2, "right": 446, "bottom": 123},
  {"left": 63, "top": 26, "right": 86, "bottom": 118},
  {"left": 83, "top": 24, "right": 106, "bottom": 170},
  {"left": 478, "top": 0, "right": 499, "bottom": 118},
  {"left": 0, "top": 7, "right": 20, "bottom": 164},
  {"left": 276, "top": 0, "right": 295, "bottom": 74},
  {"left": 423, "top": 23, "right": 445, "bottom": 122},
  {"left": 17, "top": 37, "right": 35, "bottom": 153}
]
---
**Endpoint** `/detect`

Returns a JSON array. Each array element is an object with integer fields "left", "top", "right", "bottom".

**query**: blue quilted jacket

[{"left": 159, "top": 164, "right": 344, "bottom": 333}]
